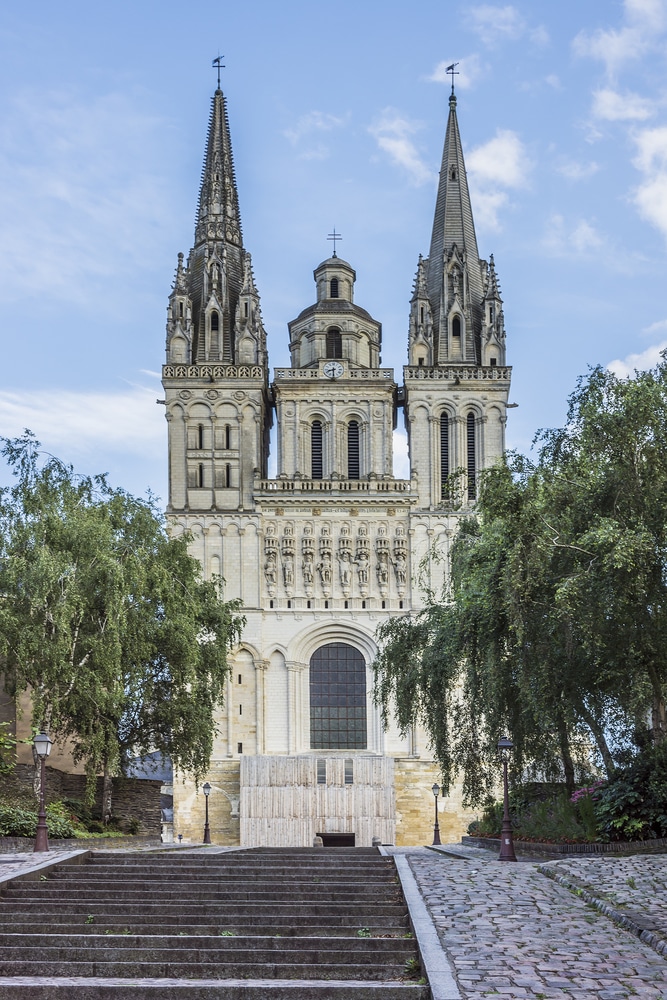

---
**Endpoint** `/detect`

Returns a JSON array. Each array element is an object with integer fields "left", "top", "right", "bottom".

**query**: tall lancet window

[
  {"left": 347, "top": 421, "right": 360, "bottom": 479},
  {"left": 440, "top": 413, "right": 449, "bottom": 499},
  {"left": 330, "top": 277, "right": 339, "bottom": 298},
  {"left": 326, "top": 328, "right": 342, "bottom": 359},
  {"left": 467, "top": 412, "right": 476, "bottom": 500},
  {"left": 311, "top": 421, "right": 323, "bottom": 480},
  {"left": 310, "top": 643, "right": 367, "bottom": 750},
  {"left": 222, "top": 315, "right": 232, "bottom": 363},
  {"left": 210, "top": 311, "right": 220, "bottom": 357}
]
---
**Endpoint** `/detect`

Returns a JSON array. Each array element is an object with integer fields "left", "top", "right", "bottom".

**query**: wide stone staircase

[{"left": 0, "top": 847, "right": 431, "bottom": 998}]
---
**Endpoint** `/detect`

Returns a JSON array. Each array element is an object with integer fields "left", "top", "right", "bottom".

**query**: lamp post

[
  {"left": 497, "top": 736, "right": 517, "bottom": 862},
  {"left": 431, "top": 782, "right": 441, "bottom": 846},
  {"left": 202, "top": 782, "right": 212, "bottom": 844},
  {"left": 33, "top": 732, "right": 53, "bottom": 853}
]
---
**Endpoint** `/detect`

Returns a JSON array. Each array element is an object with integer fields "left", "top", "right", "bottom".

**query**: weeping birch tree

[
  {"left": 0, "top": 432, "right": 243, "bottom": 821},
  {"left": 374, "top": 359, "right": 667, "bottom": 805}
]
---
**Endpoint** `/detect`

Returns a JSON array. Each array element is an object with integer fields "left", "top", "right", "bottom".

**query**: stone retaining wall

[{"left": 462, "top": 834, "right": 667, "bottom": 855}]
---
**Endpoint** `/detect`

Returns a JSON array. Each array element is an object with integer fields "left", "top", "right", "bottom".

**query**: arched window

[
  {"left": 311, "top": 421, "right": 323, "bottom": 480},
  {"left": 210, "top": 311, "right": 219, "bottom": 333},
  {"left": 310, "top": 643, "right": 367, "bottom": 749},
  {"left": 452, "top": 315, "right": 461, "bottom": 339},
  {"left": 198, "top": 463, "right": 204, "bottom": 488},
  {"left": 326, "top": 328, "right": 342, "bottom": 359},
  {"left": 225, "top": 463, "right": 231, "bottom": 488},
  {"left": 467, "top": 412, "right": 476, "bottom": 500},
  {"left": 347, "top": 421, "right": 360, "bottom": 479},
  {"left": 225, "top": 424, "right": 231, "bottom": 450},
  {"left": 179, "top": 302, "right": 184, "bottom": 317},
  {"left": 198, "top": 424, "right": 204, "bottom": 450},
  {"left": 330, "top": 277, "right": 339, "bottom": 298},
  {"left": 440, "top": 413, "right": 449, "bottom": 499}
]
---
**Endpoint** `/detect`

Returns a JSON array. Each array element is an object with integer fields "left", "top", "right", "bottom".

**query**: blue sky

[{"left": 1, "top": 0, "right": 667, "bottom": 499}]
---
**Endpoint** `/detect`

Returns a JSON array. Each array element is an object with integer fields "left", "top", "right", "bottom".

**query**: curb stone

[{"left": 538, "top": 862, "right": 667, "bottom": 959}]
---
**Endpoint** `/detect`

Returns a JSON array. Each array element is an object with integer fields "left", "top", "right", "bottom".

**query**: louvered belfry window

[
  {"left": 326, "top": 328, "right": 342, "bottom": 358},
  {"left": 330, "top": 278, "right": 339, "bottom": 298},
  {"left": 440, "top": 413, "right": 449, "bottom": 498},
  {"left": 467, "top": 412, "right": 476, "bottom": 500},
  {"left": 310, "top": 643, "right": 367, "bottom": 750},
  {"left": 347, "top": 421, "right": 360, "bottom": 479},
  {"left": 312, "top": 421, "right": 323, "bottom": 480}
]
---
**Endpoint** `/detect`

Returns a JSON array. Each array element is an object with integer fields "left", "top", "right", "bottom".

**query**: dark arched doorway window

[
  {"left": 310, "top": 643, "right": 367, "bottom": 749},
  {"left": 326, "top": 328, "right": 342, "bottom": 358}
]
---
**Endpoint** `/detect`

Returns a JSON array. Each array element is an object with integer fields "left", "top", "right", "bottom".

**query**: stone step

[
  {"left": 49, "top": 869, "right": 395, "bottom": 882},
  {"left": 2, "top": 977, "right": 430, "bottom": 999},
  {"left": 0, "top": 961, "right": 412, "bottom": 980},
  {"left": 2, "top": 889, "right": 402, "bottom": 904},
  {"left": 0, "top": 901, "right": 407, "bottom": 918},
  {"left": 0, "top": 921, "right": 410, "bottom": 937}
]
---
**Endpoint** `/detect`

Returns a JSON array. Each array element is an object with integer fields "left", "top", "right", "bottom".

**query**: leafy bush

[
  {"left": 513, "top": 795, "right": 587, "bottom": 842},
  {"left": 0, "top": 801, "right": 77, "bottom": 838},
  {"left": 467, "top": 798, "right": 503, "bottom": 837},
  {"left": 594, "top": 739, "right": 667, "bottom": 841}
]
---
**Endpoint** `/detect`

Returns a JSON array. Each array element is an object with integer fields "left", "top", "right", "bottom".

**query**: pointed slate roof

[
  {"left": 426, "top": 93, "right": 484, "bottom": 347},
  {"left": 195, "top": 88, "right": 243, "bottom": 249}
]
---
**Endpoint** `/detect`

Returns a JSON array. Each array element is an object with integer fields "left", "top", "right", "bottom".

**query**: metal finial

[
  {"left": 212, "top": 55, "right": 225, "bottom": 90},
  {"left": 327, "top": 228, "right": 342, "bottom": 257},
  {"left": 446, "top": 62, "right": 459, "bottom": 95}
]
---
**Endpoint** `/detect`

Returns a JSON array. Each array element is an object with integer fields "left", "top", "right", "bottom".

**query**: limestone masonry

[{"left": 162, "top": 84, "right": 511, "bottom": 846}]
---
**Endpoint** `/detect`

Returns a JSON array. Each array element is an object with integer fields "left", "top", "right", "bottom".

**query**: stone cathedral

[{"left": 162, "top": 84, "right": 511, "bottom": 846}]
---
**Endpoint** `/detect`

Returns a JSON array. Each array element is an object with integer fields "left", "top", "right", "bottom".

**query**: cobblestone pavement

[{"left": 402, "top": 848, "right": 667, "bottom": 999}]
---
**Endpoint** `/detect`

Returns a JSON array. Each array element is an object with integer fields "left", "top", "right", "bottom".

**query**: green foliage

[
  {"left": 374, "top": 358, "right": 667, "bottom": 804},
  {"left": 0, "top": 724, "right": 17, "bottom": 775},
  {"left": 513, "top": 795, "right": 587, "bottom": 843},
  {"left": 594, "top": 739, "right": 667, "bottom": 841},
  {"left": 0, "top": 800, "right": 77, "bottom": 838},
  {"left": 0, "top": 433, "right": 245, "bottom": 805}
]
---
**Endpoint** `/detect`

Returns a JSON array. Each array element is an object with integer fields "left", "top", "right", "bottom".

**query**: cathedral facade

[{"left": 162, "top": 85, "right": 511, "bottom": 846}]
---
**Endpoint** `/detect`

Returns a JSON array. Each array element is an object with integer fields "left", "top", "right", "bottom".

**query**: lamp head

[
  {"left": 431, "top": 782, "right": 440, "bottom": 798},
  {"left": 33, "top": 732, "right": 53, "bottom": 760},
  {"left": 497, "top": 736, "right": 514, "bottom": 762},
  {"left": 203, "top": 781, "right": 211, "bottom": 797}
]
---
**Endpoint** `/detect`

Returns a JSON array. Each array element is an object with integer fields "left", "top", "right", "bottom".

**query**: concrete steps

[{"left": 0, "top": 848, "right": 430, "bottom": 998}]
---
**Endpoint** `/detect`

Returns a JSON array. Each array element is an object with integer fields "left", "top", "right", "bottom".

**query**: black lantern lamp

[
  {"left": 33, "top": 732, "right": 53, "bottom": 853},
  {"left": 431, "top": 782, "right": 441, "bottom": 846},
  {"left": 497, "top": 736, "right": 517, "bottom": 862},
  {"left": 202, "top": 781, "right": 212, "bottom": 844}
]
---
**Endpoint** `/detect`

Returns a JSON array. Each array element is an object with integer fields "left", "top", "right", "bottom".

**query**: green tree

[
  {"left": 374, "top": 359, "right": 667, "bottom": 805},
  {"left": 0, "top": 432, "right": 244, "bottom": 820}
]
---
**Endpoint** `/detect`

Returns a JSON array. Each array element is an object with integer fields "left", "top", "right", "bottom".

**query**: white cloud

[
  {"left": 542, "top": 214, "right": 604, "bottom": 256},
  {"left": 283, "top": 111, "right": 346, "bottom": 144},
  {"left": 368, "top": 110, "right": 433, "bottom": 186},
  {"left": 556, "top": 159, "right": 600, "bottom": 181},
  {"left": 607, "top": 340, "right": 667, "bottom": 377},
  {"left": 0, "top": 88, "right": 173, "bottom": 309},
  {"left": 545, "top": 74, "right": 562, "bottom": 90},
  {"left": 469, "top": 5, "right": 548, "bottom": 47},
  {"left": 428, "top": 55, "right": 483, "bottom": 90},
  {"left": 465, "top": 129, "right": 529, "bottom": 230},
  {"left": 592, "top": 88, "right": 654, "bottom": 121},
  {"left": 0, "top": 385, "right": 165, "bottom": 460},
  {"left": 632, "top": 126, "right": 667, "bottom": 239},
  {"left": 573, "top": 0, "right": 666, "bottom": 76}
]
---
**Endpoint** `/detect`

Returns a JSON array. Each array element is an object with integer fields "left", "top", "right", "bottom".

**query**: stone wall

[
  {"left": 173, "top": 759, "right": 241, "bottom": 845},
  {"left": 3, "top": 766, "right": 162, "bottom": 835},
  {"left": 394, "top": 757, "right": 477, "bottom": 846}
]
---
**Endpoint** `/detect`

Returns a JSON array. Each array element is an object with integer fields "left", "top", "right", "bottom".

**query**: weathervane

[
  {"left": 327, "top": 228, "right": 342, "bottom": 258},
  {"left": 446, "top": 62, "right": 459, "bottom": 95},
  {"left": 212, "top": 55, "right": 225, "bottom": 89}
]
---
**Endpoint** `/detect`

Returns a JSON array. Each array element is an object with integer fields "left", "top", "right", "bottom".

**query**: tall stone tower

[{"left": 163, "top": 84, "right": 511, "bottom": 846}]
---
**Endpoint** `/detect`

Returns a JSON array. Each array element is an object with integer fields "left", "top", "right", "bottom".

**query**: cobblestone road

[{"left": 406, "top": 849, "right": 667, "bottom": 999}]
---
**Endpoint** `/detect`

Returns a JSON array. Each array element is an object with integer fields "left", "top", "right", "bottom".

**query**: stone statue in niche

[
  {"left": 393, "top": 551, "right": 407, "bottom": 588},
  {"left": 317, "top": 550, "right": 332, "bottom": 588},
  {"left": 355, "top": 548, "right": 369, "bottom": 587},
  {"left": 302, "top": 549, "right": 314, "bottom": 587},
  {"left": 376, "top": 550, "right": 389, "bottom": 588},
  {"left": 338, "top": 548, "right": 353, "bottom": 589},
  {"left": 282, "top": 552, "right": 294, "bottom": 588},
  {"left": 264, "top": 548, "right": 277, "bottom": 588}
]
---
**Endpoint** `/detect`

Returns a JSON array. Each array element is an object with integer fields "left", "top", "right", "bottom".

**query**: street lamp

[
  {"left": 202, "top": 781, "right": 212, "bottom": 844},
  {"left": 33, "top": 732, "right": 53, "bottom": 853},
  {"left": 497, "top": 736, "right": 517, "bottom": 862},
  {"left": 431, "top": 782, "right": 441, "bottom": 846}
]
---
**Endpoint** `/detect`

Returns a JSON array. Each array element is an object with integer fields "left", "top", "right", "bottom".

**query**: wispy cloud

[
  {"left": 469, "top": 5, "right": 548, "bottom": 48},
  {"left": 0, "top": 385, "right": 165, "bottom": 460},
  {"left": 428, "top": 55, "right": 483, "bottom": 90},
  {"left": 283, "top": 111, "right": 347, "bottom": 144},
  {"left": 542, "top": 214, "right": 604, "bottom": 256},
  {"left": 0, "top": 88, "right": 173, "bottom": 310},
  {"left": 368, "top": 110, "right": 433, "bottom": 186},
  {"left": 608, "top": 339, "right": 667, "bottom": 377},
  {"left": 573, "top": 0, "right": 666, "bottom": 77},
  {"left": 556, "top": 159, "right": 601, "bottom": 181},
  {"left": 632, "top": 126, "right": 667, "bottom": 240},
  {"left": 466, "top": 129, "right": 530, "bottom": 229},
  {"left": 592, "top": 87, "right": 655, "bottom": 121}
]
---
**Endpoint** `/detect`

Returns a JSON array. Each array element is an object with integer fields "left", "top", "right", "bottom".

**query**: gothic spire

[
  {"left": 426, "top": 93, "right": 484, "bottom": 361},
  {"left": 195, "top": 87, "right": 243, "bottom": 249}
]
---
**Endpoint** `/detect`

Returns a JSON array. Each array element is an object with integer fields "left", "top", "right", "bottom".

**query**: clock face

[{"left": 323, "top": 361, "right": 344, "bottom": 379}]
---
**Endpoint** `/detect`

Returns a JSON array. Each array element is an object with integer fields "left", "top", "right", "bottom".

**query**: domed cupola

[{"left": 288, "top": 256, "right": 382, "bottom": 369}]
